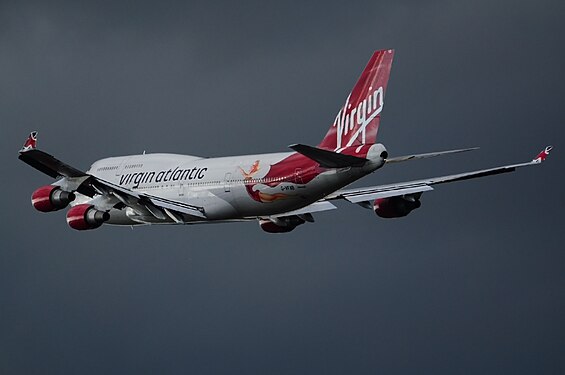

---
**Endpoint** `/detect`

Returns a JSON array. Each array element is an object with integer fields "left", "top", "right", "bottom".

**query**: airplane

[{"left": 18, "top": 49, "right": 552, "bottom": 233}]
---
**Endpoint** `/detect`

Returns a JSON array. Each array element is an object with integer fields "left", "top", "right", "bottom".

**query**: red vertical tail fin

[{"left": 319, "top": 49, "right": 394, "bottom": 151}]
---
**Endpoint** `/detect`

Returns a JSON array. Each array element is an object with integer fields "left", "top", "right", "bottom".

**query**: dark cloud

[{"left": 1, "top": 1, "right": 564, "bottom": 374}]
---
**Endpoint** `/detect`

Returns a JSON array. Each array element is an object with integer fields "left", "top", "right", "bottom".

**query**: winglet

[
  {"left": 20, "top": 131, "right": 38, "bottom": 153},
  {"left": 532, "top": 146, "right": 553, "bottom": 163}
]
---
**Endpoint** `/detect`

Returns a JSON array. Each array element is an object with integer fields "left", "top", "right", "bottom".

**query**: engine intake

[
  {"left": 31, "top": 185, "right": 75, "bottom": 212},
  {"left": 66, "top": 204, "right": 110, "bottom": 230},
  {"left": 374, "top": 194, "right": 422, "bottom": 218}
]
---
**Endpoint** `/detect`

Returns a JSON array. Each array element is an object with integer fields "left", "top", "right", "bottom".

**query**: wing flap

[{"left": 142, "top": 194, "right": 206, "bottom": 219}]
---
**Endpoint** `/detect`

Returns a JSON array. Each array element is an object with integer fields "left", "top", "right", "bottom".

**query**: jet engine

[
  {"left": 374, "top": 194, "right": 422, "bottom": 218},
  {"left": 259, "top": 215, "right": 306, "bottom": 233},
  {"left": 66, "top": 204, "right": 110, "bottom": 230},
  {"left": 31, "top": 185, "right": 75, "bottom": 212}
]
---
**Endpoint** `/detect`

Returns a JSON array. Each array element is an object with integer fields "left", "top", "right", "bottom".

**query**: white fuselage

[{"left": 83, "top": 145, "right": 386, "bottom": 226}]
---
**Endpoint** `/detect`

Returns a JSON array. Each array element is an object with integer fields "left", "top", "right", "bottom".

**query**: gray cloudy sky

[{"left": 1, "top": 1, "right": 564, "bottom": 374}]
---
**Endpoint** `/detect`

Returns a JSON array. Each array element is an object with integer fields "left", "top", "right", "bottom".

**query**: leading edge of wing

[{"left": 326, "top": 146, "right": 553, "bottom": 203}]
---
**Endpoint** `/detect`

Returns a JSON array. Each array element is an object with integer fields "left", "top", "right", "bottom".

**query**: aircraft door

[
  {"left": 294, "top": 168, "right": 304, "bottom": 184},
  {"left": 224, "top": 173, "right": 231, "bottom": 192},
  {"left": 115, "top": 158, "right": 130, "bottom": 178}
]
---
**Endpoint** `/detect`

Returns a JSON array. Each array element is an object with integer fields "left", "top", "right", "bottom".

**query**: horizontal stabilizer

[
  {"left": 289, "top": 144, "right": 368, "bottom": 168},
  {"left": 385, "top": 147, "right": 479, "bottom": 163}
]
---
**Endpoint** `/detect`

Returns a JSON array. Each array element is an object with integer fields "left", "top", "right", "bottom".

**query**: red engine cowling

[
  {"left": 259, "top": 216, "right": 306, "bottom": 233},
  {"left": 374, "top": 195, "right": 421, "bottom": 218},
  {"left": 31, "top": 185, "right": 75, "bottom": 212},
  {"left": 66, "top": 204, "right": 110, "bottom": 230}
]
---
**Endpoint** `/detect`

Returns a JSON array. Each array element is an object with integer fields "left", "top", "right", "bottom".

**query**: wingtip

[
  {"left": 532, "top": 145, "right": 553, "bottom": 163},
  {"left": 19, "top": 131, "right": 38, "bottom": 153}
]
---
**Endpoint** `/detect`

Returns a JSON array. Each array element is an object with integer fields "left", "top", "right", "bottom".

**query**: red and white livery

[{"left": 18, "top": 50, "right": 552, "bottom": 232}]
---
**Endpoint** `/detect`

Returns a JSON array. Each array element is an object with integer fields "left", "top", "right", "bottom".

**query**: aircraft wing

[
  {"left": 326, "top": 146, "right": 553, "bottom": 204},
  {"left": 18, "top": 132, "right": 206, "bottom": 221},
  {"left": 19, "top": 148, "right": 87, "bottom": 179}
]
